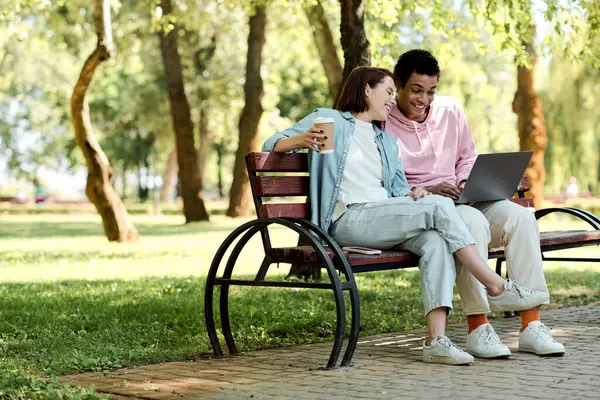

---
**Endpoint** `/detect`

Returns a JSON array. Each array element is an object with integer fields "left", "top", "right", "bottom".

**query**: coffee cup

[{"left": 313, "top": 117, "right": 334, "bottom": 154}]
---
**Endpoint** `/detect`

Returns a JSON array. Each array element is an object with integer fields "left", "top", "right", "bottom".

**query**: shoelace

[
  {"left": 434, "top": 336, "right": 464, "bottom": 354},
  {"left": 481, "top": 325, "right": 502, "bottom": 345},
  {"left": 508, "top": 279, "right": 534, "bottom": 299},
  {"left": 532, "top": 323, "right": 556, "bottom": 343}
]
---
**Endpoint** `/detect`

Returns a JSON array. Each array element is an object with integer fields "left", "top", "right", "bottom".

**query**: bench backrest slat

[
  {"left": 247, "top": 152, "right": 308, "bottom": 173},
  {"left": 518, "top": 176, "right": 531, "bottom": 192},
  {"left": 259, "top": 203, "right": 310, "bottom": 219},
  {"left": 246, "top": 152, "right": 534, "bottom": 221},
  {"left": 253, "top": 176, "right": 310, "bottom": 197}
]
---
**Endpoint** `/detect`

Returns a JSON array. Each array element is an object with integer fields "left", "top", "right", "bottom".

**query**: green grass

[{"left": 0, "top": 213, "right": 599, "bottom": 398}]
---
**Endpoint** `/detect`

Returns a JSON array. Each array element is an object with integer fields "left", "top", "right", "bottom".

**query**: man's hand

[{"left": 426, "top": 182, "right": 461, "bottom": 200}]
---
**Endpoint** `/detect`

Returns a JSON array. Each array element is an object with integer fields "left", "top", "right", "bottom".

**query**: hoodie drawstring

[
  {"left": 426, "top": 123, "right": 436, "bottom": 158},
  {"left": 411, "top": 120, "right": 436, "bottom": 158},
  {"left": 412, "top": 121, "right": 425, "bottom": 153}
]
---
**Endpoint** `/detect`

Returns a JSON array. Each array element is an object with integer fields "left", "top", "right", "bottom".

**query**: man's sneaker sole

[
  {"left": 518, "top": 345, "right": 565, "bottom": 356},
  {"left": 467, "top": 348, "right": 511, "bottom": 359},
  {"left": 422, "top": 355, "right": 473, "bottom": 365}
]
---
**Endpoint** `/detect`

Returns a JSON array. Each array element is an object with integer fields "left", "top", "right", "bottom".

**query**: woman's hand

[
  {"left": 272, "top": 128, "right": 328, "bottom": 153},
  {"left": 410, "top": 187, "right": 431, "bottom": 200},
  {"left": 296, "top": 128, "right": 329, "bottom": 152}
]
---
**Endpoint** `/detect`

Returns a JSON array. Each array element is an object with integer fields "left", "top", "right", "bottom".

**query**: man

[{"left": 384, "top": 49, "right": 565, "bottom": 362}]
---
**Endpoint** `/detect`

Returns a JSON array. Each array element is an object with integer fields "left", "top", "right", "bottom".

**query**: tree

[
  {"left": 338, "top": 0, "right": 370, "bottom": 92},
  {"left": 160, "top": 149, "right": 178, "bottom": 202},
  {"left": 512, "top": 31, "right": 547, "bottom": 209},
  {"left": 468, "top": 0, "right": 600, "bottom": 205},
  {"left": 157, "top": 0, "right": 209, "bottom": 222},
  {"left": 304, "top": 0, "right": 343, "bottom": 103},
  {"left": 226, "top": 5, "right": 267, "bottom": 217},
  {"left": 192, "top": 34, "right": 218, "bottom": 180},
  {"left": 541, "top": 52, "right": 600, "bottom": 194},
  {"left": 70, "top": 0, "right": 139, "bottom": 242}
]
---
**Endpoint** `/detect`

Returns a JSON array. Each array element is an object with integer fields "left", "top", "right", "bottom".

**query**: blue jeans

[{"left": 329, "top": 195, "right": 475, "bottom": 315}]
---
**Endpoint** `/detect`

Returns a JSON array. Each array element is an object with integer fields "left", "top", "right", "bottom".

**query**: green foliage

[
  {"left": 541, "top": 54, "right": 600, "bottom": 194},
  {"left": 468, "top": 0, "right": 600, "bottom": 66},
  {"left": 0, "top": 371, "right": 104, "bottom": 400},
  {"left": 1, "top": 0, "right": 599, "bottom": 199}
]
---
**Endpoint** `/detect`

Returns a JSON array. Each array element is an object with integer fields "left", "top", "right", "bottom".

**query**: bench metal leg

[
  {"left": 341, "top": 283, "right": 360, "bottom": 366},
  {"left": 204, "top": 221, "right": 269, "bottom": 358},
  {"left": 205, "top": 218, "right": 354, "bottom": 369},
  {"left": 219, "top": 225, "right": 264, "bottom": 354},
  {"left": 495, "top": 258, "right": 504, "bottom": 277},
  {"left": 254, "top": 257, "right": 271, "bottom": 281},
  {"left": 282, "top": 217, "right": 361, "bottom": 368}
]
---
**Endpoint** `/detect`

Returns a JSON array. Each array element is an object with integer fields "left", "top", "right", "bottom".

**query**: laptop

[{"left": 454, "top": 151, "right": 533, "bottom": 204}]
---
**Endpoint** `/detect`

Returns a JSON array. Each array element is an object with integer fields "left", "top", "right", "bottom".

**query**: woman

[{"left": 262, "top": 67, "right": 547, "bottom": 365}]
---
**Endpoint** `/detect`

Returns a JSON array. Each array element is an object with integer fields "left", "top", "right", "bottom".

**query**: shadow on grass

[
  {"left": 1, "top": 268, "right": 598, "bottom": 376},
  {"left": 0, "top": 249, "right": 179, "bottom": 266},
  {"left": 0, "top": 221, "right": 237, "bottom": 239}
]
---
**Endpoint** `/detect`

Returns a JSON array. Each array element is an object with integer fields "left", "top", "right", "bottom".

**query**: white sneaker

[
  {"left": 487, "top": 279, "right": 549, "bottom": 313},
  {"left": 466, "top": 323, "right": 512, "bottom": 358},
  {"left": 519, "top": 321, "right": 565, "bottom": 355},
  {"left": 422, "top": 336, "right": 474, "bottom": 365}
]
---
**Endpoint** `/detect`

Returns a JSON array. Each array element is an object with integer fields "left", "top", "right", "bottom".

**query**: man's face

[{"left": 396, "top": 72, "right": 438, "bottom": 121}]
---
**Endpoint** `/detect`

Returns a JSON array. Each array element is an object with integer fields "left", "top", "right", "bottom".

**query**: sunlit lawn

[{"left": 0, "top": 212, "right": 598, "bottom": 398}]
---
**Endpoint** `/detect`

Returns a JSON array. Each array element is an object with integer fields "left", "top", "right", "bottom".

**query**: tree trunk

[
  {"left": 158, "top": 0, "right": 209, "bottom": 222},
  {"left": 160, "top": 149, "right": 178, "bottom": 203},
  {"left": 121, "top": 165, "right": 127, "bottom": 200},
  {"left": 215, "top": 142, "right": 224, "bottom": 199},
  {"left": 70, "top": 0, "right": 138, "bottom": 242},
  {"left": 512, "top": 36, "right": 547, "bottom": 209},
  {"left": 338, "top": 0, "right": 370, "bottom": 100},
  {"left": 226, "top": 6, "right": 267, "bottom": 218},
  {"left": 198, "top": 106, "right": 211, "bottom": 179},
  {"left": 193, "top": 35, "right": 217, "bottom": 192},
  {"left": 287, "top": 0, "right": 369, "bottom": 278},
  {"left": 304, "top": 0, "right": 343, "bottom": 103}
]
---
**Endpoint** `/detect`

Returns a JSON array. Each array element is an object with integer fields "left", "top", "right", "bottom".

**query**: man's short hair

[{"left": 393, "top": 49, "right": 440, "bottom": 88}]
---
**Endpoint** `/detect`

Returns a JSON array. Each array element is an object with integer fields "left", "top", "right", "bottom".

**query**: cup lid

[{"left": 313, "top": 117, "right": 334, "bottom": 124}]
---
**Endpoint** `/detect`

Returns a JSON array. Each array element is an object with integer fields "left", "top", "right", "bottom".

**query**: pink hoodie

[{"left": 384, "top": 95, "right": 477, "bottom": 188}]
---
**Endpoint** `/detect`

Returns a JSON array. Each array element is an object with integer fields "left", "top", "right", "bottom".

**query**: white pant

[
  {"left": 455, "top": 200, "right": 550, "bottom": 315},
  {"left": 329, "top": 195, "right": 475, "bottom": 315}
]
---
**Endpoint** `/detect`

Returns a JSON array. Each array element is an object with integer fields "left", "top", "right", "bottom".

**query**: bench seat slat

[
  {"left": 270, "top": 230, "right": 600, "bottom": 270},
  {"left": 539, "top": 230, "right": 600, "bottom": 247},
  {"left": 270, "top": 246, "right": 418, "bottom": 267},
  {"left": 509, "top": 198, "right": 534, "bottom": 208}
]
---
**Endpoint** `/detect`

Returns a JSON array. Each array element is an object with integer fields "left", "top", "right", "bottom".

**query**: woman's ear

[{"left": 365, "top": 84, "right": 372, "bottom": 97}]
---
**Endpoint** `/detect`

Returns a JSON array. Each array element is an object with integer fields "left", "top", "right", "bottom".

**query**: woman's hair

[{"left": 335, "top": 67, "right": 395, "bottom": 113}]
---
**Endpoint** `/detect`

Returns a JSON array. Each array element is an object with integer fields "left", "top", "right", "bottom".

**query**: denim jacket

[{"left": 262, "top": 108, "right": 412, "bottom": 233}]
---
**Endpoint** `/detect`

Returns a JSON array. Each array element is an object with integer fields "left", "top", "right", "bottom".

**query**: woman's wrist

[{"left": 273, "top": 137, "right": 296, "bottom": 153}]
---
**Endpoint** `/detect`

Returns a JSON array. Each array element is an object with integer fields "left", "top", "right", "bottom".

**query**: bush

[{"left": 0, "top": 371, "right": 105, "bottom": 400}]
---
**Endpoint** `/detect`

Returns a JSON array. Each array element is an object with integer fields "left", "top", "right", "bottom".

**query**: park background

[{"left": 0, "top": 0, "right": 599, "bottom": 398}]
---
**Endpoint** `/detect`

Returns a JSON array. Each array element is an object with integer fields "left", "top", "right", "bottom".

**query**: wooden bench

[{"left": 205, "top": 152, "right": 600, "bottom": 369}]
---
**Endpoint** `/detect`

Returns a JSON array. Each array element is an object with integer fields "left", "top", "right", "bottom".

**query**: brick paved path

[{"left": 60, "top": 305, "right": 600, "bottom": 399}]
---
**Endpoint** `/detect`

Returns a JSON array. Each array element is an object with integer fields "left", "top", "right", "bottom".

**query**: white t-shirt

[{"left": 332, "top": 119, "right": 390, "bottom": 221}]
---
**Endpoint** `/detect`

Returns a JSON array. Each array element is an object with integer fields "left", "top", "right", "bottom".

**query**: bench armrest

[{"left": 535, "top": 207, "right": 600, "bottom": 230}]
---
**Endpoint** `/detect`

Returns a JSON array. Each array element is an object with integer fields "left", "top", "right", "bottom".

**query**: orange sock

[
  {"left": 520, "top": 309, "right": 540, "bottom": 331},
  {"left": 467, "top": 314, "right": 489, "bottom": 333}
]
